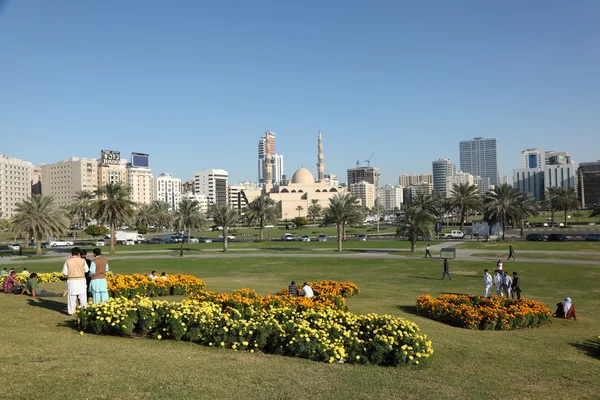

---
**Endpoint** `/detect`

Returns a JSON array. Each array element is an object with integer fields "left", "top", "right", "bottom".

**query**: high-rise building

[
  {"left": 446, "top": 171, "right": 474, "bottom": 198},
  {"left": 398, "top": 174, "right": 433, "bottom": 187},
  {"left": 578, "top": 161, "right": 600, "bottom": 207},
  {"left": 270, "top": 154, "right": 284, "bottom": 186},
  {"left": 194, "top": 169, "right": 228, "bottom": 206},
  {"left": 154, "top": 173, "right": 182, "bottom": 211},
  {"left": 0, "top": 154, "right": 34, "bottom": 218},
  {"left": 459, "top": 137, "right": 498, "bottom": 188},
  {"left": 544, "top": 151, "right": 569, "bottom": 166},
  {"left": 347, "top": 167, "right": 380, "bottom": 191},
  {"left": 513, "top": 168, "right": 545, "bottom": 201},
  {"left": 350, "top": 181, "right": 375, "bottom": 209},
  {"left": 182, "top": 180, "right": 195, "bottom": 195},
  {"left": 432, "top": 158, "right": 456, "bottom": 197},
  {"left": 258, "top": 131, "right": 276, "bottom": 188},
  {"left": 521, "top": 149, "right": 543, "bottom": 169},
  {"left": 228, "top": 182, "right": 262, "bottom": 211},
  {"left": 183, "top": 192, "right": 209, "bottom": 214},
  {"left": 474, "top": 176, "right": 490, "bottom": 196},
  {"left": 32, "top": 166, "right": 42, "bottom": 195},
  {"left": 403, "top": 182, "right": 433, "bottom": 205},
  {"left": 380, "top": 184, "right": 403, "bottom": 212},
  {"left": 126, "top": 165, "right": 153, "bottom": 205},
  {"left": 41, "top": 157, "right": 98, "bottom": 207}
]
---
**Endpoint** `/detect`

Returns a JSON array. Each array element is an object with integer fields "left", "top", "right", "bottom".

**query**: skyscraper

[
  {"left": 521, "top": 148, "right": 543, "bottom": 169},
  {"left": 194, "top": 169, "right": 229, "bottom": 205},
  {"left": 432, "top": 158, "right": 456, "bottom": 197},
  {"left": 258, "top": 131, "right": 276, "bottom": 188},
  {"left": 347, "top": 167, "right": 380, "bottom": 190},
  {"left": 459, "top": 137, "right": 498, "bottom": 188},
  {"left": 398, "top": 174, "right": 432, "bottom": 187},
  {"left": 578, "top": 161, "right": 600, "bottom": 208}
]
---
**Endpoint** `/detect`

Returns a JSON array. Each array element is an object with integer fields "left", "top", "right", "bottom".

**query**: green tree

[
  {"left": 150, "top": 201, "right": 173, "bottom": 231},
  {"left": 551, "top": 187, "right": 579, "bottom": 227},
  {"left": 544, "top": 187, "right": 561, "bottom": 223},
  {"left": 135, "top": 204, "right": 156, "bottom": 229},
  {"left": 92, "top": 183, "right": 136, "bottom": 254},
  {"left": 84, "top": 224, "right": 109, "bottom": 238},
  {"left": 295, "top": 205, "right": 304, "bottom": 217},
  {"left": 516, "top": 193, "right": 539, "bottom": 237},
  {"left": 307, "top": 199, "right": 322, "bottom": 220},
  {"left": 11, "top": 195, "right": 69, "bottom": 256},
  {"left": 292, "top": 216, "right": 309, "bottom": 228},
  {"left": 412, "top": 192, "right": 443, "bottom": 217},
  {"left": 68, "top": 190, "right": 95, "bottom": 235},
  {"left": 246, "top": 195, "right": 279, "bottom": 240},
  {"left": 136, "top": 225, "right": 149, "bottom": 235},
  {"left": 483, "top": 184, "right": 521, "bottom": 241},
  {"left": 322, "top": 193, "right": 364, "bottom": 252},
  {"left": 395, "top": 205, "right": 435, "bottom": 252},
  {"left": 174, "top": 198, "right": 207, "bottom": 242},
  {"left": 447, "top": 183, "right": 482, "bottom": 232},
  {"left": 589, "top": 206, "right": 600, "bottom": 218},
  {"left": 210, "top": 204, "right": 240, "bottom": 252}
]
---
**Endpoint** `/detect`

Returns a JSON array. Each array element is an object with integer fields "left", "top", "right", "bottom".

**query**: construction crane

[
  {"left": 356, "top": 160, "right": 361, "bottom": 168},
  {"left": 364, "top": 153, "right": 375, "bottom": 167}
]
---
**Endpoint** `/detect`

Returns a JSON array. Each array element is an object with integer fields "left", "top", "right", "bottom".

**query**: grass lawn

[
  {"left": 1, "top": 257, "right": 599, "bottom": 399},
  {"left": 456, "top": 241, "right": 600, "bottom": 252},
  {"left": 466, "top": 251, "right": 600, "bottom": 262}
]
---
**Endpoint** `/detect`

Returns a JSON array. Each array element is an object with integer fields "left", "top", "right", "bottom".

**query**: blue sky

[{"left": 1, "top": 0, "right": 598, "bottom": 185}]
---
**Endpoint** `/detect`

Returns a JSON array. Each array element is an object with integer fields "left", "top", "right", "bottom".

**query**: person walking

[
  {"left": 508, "top": 245, "right": 516, "bottom": 261},
  {"left": 493, "top": 270, "right": 503, "bottom": 296},
  {"left": 511, "top": 272, "right": 521, "bottom": 300},
  {"left": 441, "top": 259, "right": 452, "bottom": 280},
  {"left": 179, "top": 244, "right": 184, "bottom": 257},
  {"left": 62, "top": 247, "right": 89, "bottom": 315},
  {"left": 424, "top": 245, "right": 432, "bottom": 258},
  {"left": 483, "top": 269, "right": 493, "bottom": 298},
  {"left": 89, "top": 248, "right": 110, "bottom": 304},
  {"left": 502, "top": 271, "right": 512, "bottom": 298}
]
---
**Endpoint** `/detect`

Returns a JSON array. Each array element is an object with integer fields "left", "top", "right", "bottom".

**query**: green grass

[
  {"left": 1, "top": 256, "right": 599, "bottom": 399},
  {"left": 456, "top": 241, "right": 600, "bottom": 251},
  {"left": 466, "top": 251, "right": 600, "bottom": 262}
]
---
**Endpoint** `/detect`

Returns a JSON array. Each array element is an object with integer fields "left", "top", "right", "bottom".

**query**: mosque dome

[{"left": 291, "top": 168, "right": 315, "bottom": 185}]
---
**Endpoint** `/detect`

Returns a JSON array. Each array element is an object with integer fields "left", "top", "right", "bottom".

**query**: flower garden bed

[
  {"left": 107, "top": 274, "right": 205, "bottom": 297},
  {"left": 1, "top": 272, "right": 65, "bottom": 286},
  {"left": 416, "top": 294, "right": 551, "bottom": 330}
]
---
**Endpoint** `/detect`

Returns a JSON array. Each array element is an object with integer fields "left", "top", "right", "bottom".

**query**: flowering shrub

[
  {"left": 416, "top": 294, "right": 551, "bottom": 330},
  {"left": 77, "top": 296, "right": 433, "bottom": 366},
  {"left": 0, "top": 272, "right": 65, "bottom": 286},
  {"left": 107, "top": 274, "right": 206, "bottom": 298},
  {"left": 277, "top": 280, "right": 360, "bottom": 298}
]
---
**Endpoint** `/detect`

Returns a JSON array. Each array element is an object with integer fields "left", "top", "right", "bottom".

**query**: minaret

[{"left": 317, "top": 131, "right": 325, "bottom": 182}]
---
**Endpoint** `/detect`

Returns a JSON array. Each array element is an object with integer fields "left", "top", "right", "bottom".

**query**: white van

[{"left": 282, "top": 233, "right": 295, "bottom": 241}]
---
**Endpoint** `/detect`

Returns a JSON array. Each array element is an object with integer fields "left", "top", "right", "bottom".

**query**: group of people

[
  {"left": 148, "top": 271, "right": 168, "bottom": 280},
  {"left": 483, "top": 260, "right": 521, "bottom": 299},
  {"left": 288, "top": 281, "right": 314, "bottom": 298}
]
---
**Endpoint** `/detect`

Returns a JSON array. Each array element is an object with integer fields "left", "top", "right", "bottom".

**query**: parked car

[
  {"left": 198, "top": 236, "right": 213, "bottom": 243},
  {"left": 526, "top": 233, "right": 547, "bottom": 241},
  {"left": 300, "top": 235, "right": 311, "bottom": 242},
  {"left": 356, "top": 234, "right": 367, "bottom": 241},
  {"left": 169, "top": 234, "right": 183, "bottom": 243},
  {"left": 50, "top": 240, "right": 74, "bottom": 247},
  {"left": 317, "top": 234, "right": 327, "bottom": 242},
  {"left": 584, "top": 233, "right": 600, "bottom": 241},
  {"left": 264, "top": 225, "right": 275, "bottom": 228},
  {"left": 8, "top": 243, "right": 21, "bottom": 250},
  {"left": 96, "top": 239, "right": 106, "bottom": 246},
  {"left": 547, "top": 234, "right": 569, "bottom": 242},
  {"left": 150, "top": 237, "right": 164, "bottom": 244},
  {"left": 219, "top": 234, "right": 235, "bottom": 240},
  {"left": 445, "top": 230, "right": 465, "bottom": 239},
  {"left": 125, "top": 239, "right": 135, "bottom": 246},
  {"left": 28, "top": 241, "right": 49, "bottom": 248},
  {"left": 551, "top": 222, "right": 565, "bottom": 228},
  {"left": 184, "top": 237, "right": 199, "bottom": 243},
  {"left": 282, "top": 233, "right": 295, "bottom": 241}
]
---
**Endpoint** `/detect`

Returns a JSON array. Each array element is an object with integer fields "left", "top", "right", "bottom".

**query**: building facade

[
  {"left": 31, "top": 166, "right": 42, "bottom": 195},
  {"left": 258, "top": 131, "right": 276, "bottom": 188},
  {"left": 446, "top": 171, "right": 475, "bottom": 198},
  {"left": 432, "top": 158, "right": 456, "bottom": 197},
  {"left": 398, "top": 174, "right": 433, "bottom": 187},
  {"left": 459, "top": 137, "right": 498, "bottom": 187},
  {"left": 0, "top": 155, "right": 34, "bottom": 218},
  {"left": 521, "top": 148, "right": 543, "bottom": 169},
  {"left": 347, "top": 167, "right": 380, "bottom": 191},
  {"left": 578, "top": 161, "right": 600, "bottom": 207},
  {"left": 513, "top": 168, "right": 544, "bottom": 201},
  {"left": 350, "top": 181, "right": 375, "bottom": 209},
  {"left": 41, "top": 157, "right": 98, "bottom": 207},
  {"left": 228, "top": 182, "right": 262, "bottom": 211},
  {"left": 324, "top": 174, "right": 338, "bottom": 186},
  {"left": 380, "top": 184, "right": 403, "bottom": 212},
  {"left": 194, "top": 169, "right": 229, "bottom": 206},
  {"left": 270, "top": 154, "right": 284, "bottom": 186},
  {"left": 183, "top": 192, "right": 209, "bottom": 214},
  {"left": 154, "top": 173, "right": 182, "bottom": 211},
  {"left": 544, "top": 164, "right": 575, "bottom": 192},
  {"left": 126, "top": 165, "right": 153, "bottom": 205},
  {"left": 403, "top": 182, "right": 433, "bottom": 205}
]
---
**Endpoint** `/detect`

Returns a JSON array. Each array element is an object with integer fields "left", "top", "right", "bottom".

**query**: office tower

[
  {"left": 521, "top": 149, "right": 543, "bottom": 169},
  {"left": 0, "top": 154, "right": 34, "bottom": 218},
  {"left": 432, "top": 158, "right": 456, "bottom": 197},
  {"left": 194, "top": 169, "right": 229, "bottom": 205},
  {"left": 154, "top": 173, "right": 182, "bottom": 211},
  {"left": 258, "top": 131, "right": 276, "bottom": 188},
  {"left": 270, "top": 154, "right": 284, "bottom": 186},
  {"left": 513, "top": 168, "right": 545, "bottom": 201},
  {"left": 347, "top": 167, "right": 380, "bottom": 190},
  {"left": 578, "top": 161, "right": 600, "bottom": 208},
  {"left": 459, "top": 137, "right": 498, "bottom": 188},
  {"left": 41, "top": 157, "right": 98, "bottom": 207},
  {"left": 228, "top": 182, "right": 262, "bottom": 211},
  {"left": 126, "top": 153, "right": 153, "bottom": 205}
]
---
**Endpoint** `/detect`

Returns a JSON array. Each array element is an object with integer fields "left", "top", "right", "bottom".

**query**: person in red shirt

[{"left": 3, "top": 271, "right": 24, "bottom": 294}]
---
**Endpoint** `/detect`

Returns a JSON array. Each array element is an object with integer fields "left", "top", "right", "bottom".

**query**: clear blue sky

[{"left": 1, "top": 0, "right": 598, "bottom": 185}]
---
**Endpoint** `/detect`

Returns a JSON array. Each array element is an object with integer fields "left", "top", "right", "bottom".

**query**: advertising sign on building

[
  {"left": 131, "top": 152, "right": 150, "bottom": 168},
  {"left": 101, "top": 150, "right": 121, "bottom": 166}
]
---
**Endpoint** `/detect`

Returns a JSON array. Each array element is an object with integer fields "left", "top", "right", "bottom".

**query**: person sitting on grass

[
  {"left": 20, "top": 273, "right": 62, "bottom": 298},
  {"left": 554, "top": 297, "right": 577, "bottom": 321},
  {"left": 301, "top": 282, "right": 314, "bottom": 298},
  {"left": 3, "top": 271, "right": 24, "bottom": 294},
  {"left": 0, "top": 267, "right": 7, "bottom": 276},
  {"left": 288, "top": 281, "right": 298, "bottom": 297}
]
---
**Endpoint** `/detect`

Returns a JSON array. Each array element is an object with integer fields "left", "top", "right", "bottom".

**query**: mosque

[{"left": 266, "top": 132, "right": 346, "bottom": 219}]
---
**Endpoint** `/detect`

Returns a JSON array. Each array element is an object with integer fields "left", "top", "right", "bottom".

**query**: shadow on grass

[
  {"left": 408, "top": 276, "right": 439, "bottom": 280},
  {"left": 570, "top": 339, "right": 600, "bottom": 360},
  {"left": 26, "top": 298, "right": 69, "bottom": 316},
  {"left": 396, "top": 305, "right": 419, "bottom": 315}
]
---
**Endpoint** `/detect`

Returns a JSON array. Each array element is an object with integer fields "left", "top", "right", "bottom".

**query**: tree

[
  {"left": 246, "top": 195, "right": 279, "bottom": 240},
  {"left": 515, "top": 193, "right": 539, "bottom": 237},
  {"left": 210, "top": 204, "right": 240, "bottom": 252},
  {"left": 412, "top": 192, "right": 443, "bottom": 218},
  {"left": 84, "top": 224, "right": 109, "bottom": 238},
  {"left": 322, "top": 193, "right": 364, "bottom": 252},
  {"left": 589, "top": 206, "right": 600, "bottom": 218},
  {"left": 551, "top": 187, "right": 579, "bottom": 227},
  {"left": 483, "top": 184, "right": 521, "bottom": 241},
  {"left": 447, "top": 183, "right": 482, "bottom": 232},
  {"left": 544, "top": 187, "right": 561, "bottom": 223},
  {"left": 292, "top": 216, "right": 309, "bottom": 228},
  {"left": 92, "top": 183, "right": 136, "bottom": 254},
  {"left": 135, "top": 204, "right": 156, "bottom": 229},
  {"left": 68, "top": 190, "right": 95, "bottom": 234},
  {"left": 150, "top": 201, "right": 173, "bottom": 231},
  {"left": 173, "top": 198, "right": 207, "bottom": 242},
  {"left": 307, "top": 199, "right": 322, "bottom": 220},
  {"left": 295, "top": 205, "right": 303, "bottom": 217},
  {"left": 136, "top": 225, "right": 149, "bottom": 235},
  {"left": 11, "top": 195, "right": 69, "bottom": 256},
  {"left": 395, "top": 206, "right": 435, "bottom": 252}
]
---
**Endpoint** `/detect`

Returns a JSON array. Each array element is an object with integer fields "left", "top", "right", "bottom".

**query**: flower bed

[
  {"left": 77, "top": 296, "right": 433, "bottom": 366},
  {"left": 1, "top": 272, "right": 65, "bottom": 286},
  {"left": 107, "top": 274, "right": 206, "bottom": 298},
  {"left": 416, "top": 294, "right": 551, "bottom": 330},
  {"left": 277, "top": 280, "right": 360, "bottom": 298}
]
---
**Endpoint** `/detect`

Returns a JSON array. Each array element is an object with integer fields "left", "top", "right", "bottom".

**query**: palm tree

[
  {"left": 551, "top": 187, "right": 579, "bottom": 227},
  {"left": 246, "top": 195, "right": 279, "bottom": 240},
  {"left": 174, "top": 198, "right": 207, "bottom": 242},
  {"left": 307, "top": 199, "right": 322, "bottom": 221},
  {"left": 544, "top": 187, "right": 561, "bottom": 223},
  {"left": 69, "top": 190, "right": 95, "bottom": 236},
  {"left": 150, "top": 201, "right": 173, "bottom": 231},
  {"left": 447, "top": 183, "right": 482, "bottom": 232},
  {"left": 135, "top": 203, "right": 156, "bottom": 229},
  {"left": 411, "top": 192, "right": 441, "bottom": 216},
  {"left": 516, "top": 193, "right": 539, "bottom": 237},
  {"left": 295, "top": 205, "right": 303, "bottom": 217},
  {"left": 210, "top": 204, "right": 240, "bottom": 252},
  {"left": 322, "top": 193, "right": 364, "bottom": 252},
  {"left": 395, "top": 206, "right": 435, "bottom": 252},
  {"left": 11, "top": 195, "right": 69, "bottom": 256},
  {"left": 483, "top": 184, "right": 521, "bottom": 241},
  {"left": 92, "top": 183, "right": 136, "bottom": 254}
]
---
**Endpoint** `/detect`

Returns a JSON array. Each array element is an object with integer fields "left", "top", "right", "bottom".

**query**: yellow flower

[{"left": 79, "top": 331, "right": 84, "bottom": 335}]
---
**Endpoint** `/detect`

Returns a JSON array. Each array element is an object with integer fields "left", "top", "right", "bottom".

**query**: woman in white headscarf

[{"left": 553, "top": 297, "right": 577, "bottom": 320}]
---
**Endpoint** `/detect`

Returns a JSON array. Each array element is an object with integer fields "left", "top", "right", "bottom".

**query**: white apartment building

[
  {"left": 544, "top": 164, "right": 576, "bottom": 191},
  {"left": 432, "top": 158, "right": 456, "bottom": 197},
  {"left": 41, "top": 157, "right": 98, "bottom": 207},
  {"left": 154, "top": 173, "right": 182, "bottom": 211},
  {"left": 126, "top": 165, "right": 153, "bottom": 205},
  {"left": 270, "top": 154, "right": 284, "bottom": 186},
  {"left": 474, "top": 176, "right": 490, "bottom": 196},
  {"left": 399, "top": 174, "right": 433, "bottom": 187},
  {"left": 98, "top": 159, "right": 128, "bottom": 186},
  {"left": 228, "top": 182, "right": 262, "bottom": 211},
  {"left": 350, "top": 180, "right": 375, "bottom": 209},
  {"left": 522, "top": 148, "right": 543, "bottom": 169},
  {"left": 459, "top": 137, "right": 498, "bottom": 186},
  {"left": 403, "top": 182, "right": 433, "bottom": 205},
  {"left": 446, "top": 171, "right": 475, "bottom": 198},
  {"left": 324, "top": 174, "right": 338, "bottom": 186},
  {"left": 0, "top": 155, "right": 34, "bottom": 218},
  {"left": 194, "top": 169, "right": 228, "bottom": 206},
  {"left": 380, "top": 184, "right": 403, "bottom": 212},
  {"left": 183, "top": 192, "right": 209, "bottom": 214}
]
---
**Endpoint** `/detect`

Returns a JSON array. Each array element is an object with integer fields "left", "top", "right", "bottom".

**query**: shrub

[
  {"left": 84, "top": 225, "right": 109, "bottom": 238},
  {"left": 107, "top": 274, "right": 206, "bottom": 298}
]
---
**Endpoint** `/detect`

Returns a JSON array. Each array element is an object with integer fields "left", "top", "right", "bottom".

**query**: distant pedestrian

[
  {"left": 502, "top": 271, "right": 512, "bottom": 298},
  {"left": 288, "top": 281, "right": 299, "bottom": 297},
  {"left": 424, "top": 245, "right": 432, "bottom": 258},
  {"left": 508, "top": 245, "right": 516, "bottom": 261},
  {"left": 179, "top": 244, "right": 184, "bottom": 257},
  {"left": 511, "top": 272, "right": 521, "bottom": 300},
  {"left": 493, "top": 270, "right": 503, "bottom": 296},
  {"left": 483, "top": 269, "right": 492, "bottom": 298},
  {"left": 496, "top": 260, "right": 503, "bottom": 272},
  {"left": 442, "top": 259, "right": 452, "bottom": 280}
]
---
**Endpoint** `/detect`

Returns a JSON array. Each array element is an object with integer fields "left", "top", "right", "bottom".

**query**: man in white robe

[
  {"left": 62, "top": 247, "right": 89, "bottom": 315},
  {"left": 502, "top": 271, "right": 513, "bottom": 298},
  {"left": 483, "top": 269, "right": 493, "bottom": 298},
  {"left": 493, "top": 270, "right": 503, "bottom": 296}
]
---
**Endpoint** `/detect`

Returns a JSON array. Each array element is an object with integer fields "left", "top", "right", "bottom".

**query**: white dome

[{"left": 291, "top": 168, "right": 315, "bottom": 185}]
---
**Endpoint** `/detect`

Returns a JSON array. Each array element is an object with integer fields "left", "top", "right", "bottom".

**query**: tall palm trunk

[
  {"left": 520, "top": 218, "right": 525, "bottom": 238},
  {"left": 336, "top": 224, "right": 343, "bottom": 252},
  {"left": 110, "top": 223, "right": 116, "bottom": 254},
  {"left": 188, "top": 226, "right": 191, "bottom": 242},
  {"left": 259, "top": 216, "right": 264, "bottom": 240},
  {"left": 460, "top": 207, "right": 466, "bottom": 232},
  {"left": 564, "top": 208, "right": 568, "bottom": 227},
  {"left": 223, "top": 228, "right": 229, "bottom": 252},
  {"left": 502, "top": 222, "right": 506, "bottom": 241},
  {"left": 36, "top": 233, "right": 42, "bottom": 257},
  {"left": 410, "top": 237, "right": 416, "bottom": 252},
  {"left": 550, "top": 210, "right": 555, "bottom": 223}
]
